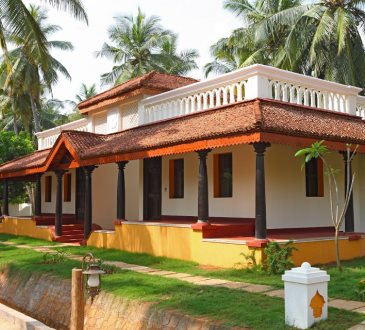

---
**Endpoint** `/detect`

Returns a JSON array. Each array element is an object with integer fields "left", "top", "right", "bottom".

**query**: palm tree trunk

[
  {"left": 29, "top": 94, "right": 41, "bottom": 133},
  {"left": 12, "top": 104, "right": 18, "bottom": 135}
]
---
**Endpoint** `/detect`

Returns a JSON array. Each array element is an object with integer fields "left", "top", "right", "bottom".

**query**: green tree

[
  {"left": 0, "top": 5, "right": 74, "bottom": 134},
  {"left": 65, "top": 83, "right": 98, "bottom": 122},
  {"left": 259, "top": 0, "right": 365, "bottom": 86},
  {"left": 97, "top": 7, "right": 199, "bottom": 85},
  {"left": 204, "top": 0, "right": 300, "bottom": 77},
  {"left": 0, "top": 131, "right": 34, "bottom": 207},
  {"left": 0, "top": 0, "right": 87, "bottom": 68}
]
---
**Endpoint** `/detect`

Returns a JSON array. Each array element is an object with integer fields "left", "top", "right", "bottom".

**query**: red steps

[
  {"left": 50, "top": 224, "right": 85, "bottom": 244},
  {"left": 49, "top": 223, "right": 102, "bottom": 244}
]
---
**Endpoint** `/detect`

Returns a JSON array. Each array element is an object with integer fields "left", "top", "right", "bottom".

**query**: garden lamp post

[
  {"left": 82, "top": 252, "right": 105, "bottom": 301},
  {"left": 71, "top": 253, "right": 105, "bottom": 330}
]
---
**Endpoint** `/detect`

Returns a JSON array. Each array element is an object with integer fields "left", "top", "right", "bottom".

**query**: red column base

[
  {"left": 191, "top": 222, "right": 211, "bottom": 231},
  {"left": 246, "top": 239, "right": 269, "bottom": 248}
]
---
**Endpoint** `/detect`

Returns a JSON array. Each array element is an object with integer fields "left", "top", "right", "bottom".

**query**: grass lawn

[
  {"left": 0, "top": 242, "right": 363, "bottom": 330},
  {"left": 1, "top": 234, "right": 365, "bottom": 300},
  {"left": 0, "top": 233, "right": 58, "bottom": 246}
]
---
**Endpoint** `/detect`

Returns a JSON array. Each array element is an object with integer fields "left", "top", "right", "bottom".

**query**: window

[
  {"left": 305, "top": 158, "right": 324, "bottom": 197},
  {"left": 214, "top": 153, "right": 233, "bottom": 198},
  {"left": 45, "top": 176, "right": 52, "bottom": 202},
  {"left": 64, "top": 173, "right": 72, "bottom": 202},
  {"left": 169, "top": 159, "right": 184, "bottom": 198}
]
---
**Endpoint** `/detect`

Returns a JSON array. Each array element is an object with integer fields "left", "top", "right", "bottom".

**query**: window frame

[
  {"left": 64, "top": 173, "right": 72, "bottom": 202},
  {"left": 45, "top": 176, "right": 52, "bottom": 203},
  {"left": 305, "top": 157, "right": 324, "bottom": 197},
  {"left": 213, "top": 153, "right": 233, "bottom": 198},
  {"left": 169, "top": 158, "right": 184, "bottom": 199}
]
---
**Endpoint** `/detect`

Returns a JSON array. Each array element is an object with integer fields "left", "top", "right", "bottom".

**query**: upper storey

[{"left": 36, "top": 64, "right": 365, "bottom": 151}]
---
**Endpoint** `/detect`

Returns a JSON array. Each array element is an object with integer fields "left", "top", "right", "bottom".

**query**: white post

[
  {"left": 346, "top": 95, "right": 357, "bottom": 116},
  {"left": 282, "top": 262, "right": 330, "bottom": 329},
  {"left": 245, "top": 74, "right": 271, "bottom": 100}
]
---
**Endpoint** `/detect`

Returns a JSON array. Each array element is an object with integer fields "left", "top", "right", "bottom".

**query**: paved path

[
  {"left": 2, "top": 241, "right": 365, "bottom": 329},
  {"left": 0, "top": 317, "right": 19, "bottom": 330}
]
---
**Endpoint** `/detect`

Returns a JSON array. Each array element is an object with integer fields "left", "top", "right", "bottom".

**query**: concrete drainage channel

[{"left": 0, "top": 302, "right": 54, "bottom": 330}]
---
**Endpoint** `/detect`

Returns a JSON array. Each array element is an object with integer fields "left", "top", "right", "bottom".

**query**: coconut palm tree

[
  {"left": 1, "top": 5, "right": 73, "bottom": 133},
  {"left": 259, "top": 0, "right": 365, "bottom": 86},
  {"left": 75, "top": 83, "right": 98, "bottom": 103},
  {"left": 204, "top": 0, "right": 300, "bottom": 77},
  {"left": 97, "top": 7, "right": 199, "bottom": 85},
  {"left": 65, "top": 82, "right": 98, "bottom": 122},
  {"left": 0, "top": 0, "right": 87, "bottom": 62}
]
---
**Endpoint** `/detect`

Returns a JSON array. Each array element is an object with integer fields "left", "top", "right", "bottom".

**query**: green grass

[
  {"left": 0, "top": 233, "right": 58, "bottom": 246},
  {"left": 2, "top": 233, "right": 365, "bottom": 301},
  {"left": 0, "top": 243, "right": 363, "bottom": 330}
]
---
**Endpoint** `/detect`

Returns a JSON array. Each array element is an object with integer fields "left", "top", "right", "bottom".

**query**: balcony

[{"left": 141, "top": 64, "right": 364, "bottom": 124}]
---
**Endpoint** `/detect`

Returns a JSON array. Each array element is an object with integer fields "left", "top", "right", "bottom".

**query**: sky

[{"left": 24, "top": 0, "right": 242, "bottom": 112}]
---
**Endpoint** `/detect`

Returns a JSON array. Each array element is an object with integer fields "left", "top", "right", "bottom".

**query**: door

[
  {"left": 143, "top": 157, "right": 162, "bottom": 220},
  {"left": 75, "top": 168, "right": 85, "bottom": 222}
]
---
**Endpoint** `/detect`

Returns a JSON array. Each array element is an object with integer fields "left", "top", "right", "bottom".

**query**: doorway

[{"left": 143, "top": 157, "right": 162, "bottom": 220}]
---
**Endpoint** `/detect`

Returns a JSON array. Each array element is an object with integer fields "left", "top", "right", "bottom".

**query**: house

[{"left": 1, "top": 64, "right": 365, "bottom": 268}]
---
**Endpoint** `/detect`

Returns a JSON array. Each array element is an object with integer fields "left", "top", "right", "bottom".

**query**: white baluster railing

[
  {"left": 141, "top": 64, "right": 363, "bottom": 125},
  {"left": 35, "top": 118, "right": 91, "bottom": 150}
]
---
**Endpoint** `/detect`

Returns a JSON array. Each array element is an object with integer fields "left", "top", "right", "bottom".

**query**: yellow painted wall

[
  {"left": 292, "top": 238, "right": 365, "bottom": 266},
  {"left": 87, "top": 224, "right": 261, "bottom": 267},
  {"left": 0, "top": 217, "right": 52, "bottom": 241},
  {"left": 88, "top": 222, "right": 365, "bottom": 268},
  {"left": 88, "top": 223, "right": 262, "bottom": 268}
]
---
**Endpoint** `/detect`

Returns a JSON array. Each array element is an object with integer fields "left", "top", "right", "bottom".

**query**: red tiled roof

[
  {"left": 78, "top": 71, "right": 197, "bottom": 111},
  {"left": 2, "top": 98, "right": 365, "bottom": 177},
  {"left": 0, "top": 149, "right": 50, "bottom": 174}
]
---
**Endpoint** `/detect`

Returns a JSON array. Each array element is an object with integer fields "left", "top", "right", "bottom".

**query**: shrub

[
  {"left": 263, "top": 241, "right": 297, "bottom": 274},
  {"left": 356, "top": 280, "right": 365, "bottom": 301},
  {"left": 96, "top": 259, "right": 119, "bottom": 274},
  {"left": 42, "top": 249, "right": 69, "bottom": 264}
]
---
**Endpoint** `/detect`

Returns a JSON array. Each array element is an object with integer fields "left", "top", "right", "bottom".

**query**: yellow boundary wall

[
  {"left": 291, "top": 238, "right": 365, "bottom": 265},
  {"left": 88, "top": 223, "right": 365, "bottom": 268},
  {"left": 0, "top": 217, "right": 52, "bottom": 241},
  {"left": 87, "top": 223, "right": 262, "bottom": 268}
]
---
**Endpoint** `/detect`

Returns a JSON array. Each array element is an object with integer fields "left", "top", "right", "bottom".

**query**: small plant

[
  {"left": 96, "top": 259, "right": 119, "bottom": 274},
  {"left": 263, "top": 241, "right": 297, "bottom": 274},
  {"left": 356, "top": 280, "right": 365, "bottom": 301},
  {"left": 42, "top": 249, "right": 69, "bottom": 264},
  {"left": 238, "top": 248, "right": 262, "bottom": 271}
]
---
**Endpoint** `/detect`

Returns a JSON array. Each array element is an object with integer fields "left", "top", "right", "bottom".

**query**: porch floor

[{"left": 144, "top": 219, "right": 364, "bottom": 243}]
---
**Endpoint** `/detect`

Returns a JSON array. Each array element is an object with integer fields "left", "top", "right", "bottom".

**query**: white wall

[
  {"left": 265, "top": 144, "right": 344, "bottom": 229},
  {"left": 92, "top": 160, "right": 141, "bottom": 229},
  {"left": 161, "top": 144, "right": 360, "bottom": 230},
  {"left": 121, "top": 102, "right": 139, "bottom": 130},
  {"left": 41, "top": 169, "right": 76, "bottom": 214},
  {"left": 9, "top": 203, "right": 32, "bottom": 217},
  {"left": 353, "top": 154, "right": 365, "bottom": 232},
  {"left": 161, "top": 145, "right": 255, "bottom": 218}
]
